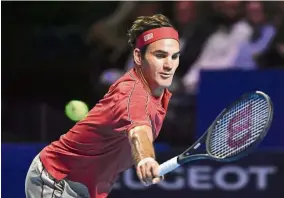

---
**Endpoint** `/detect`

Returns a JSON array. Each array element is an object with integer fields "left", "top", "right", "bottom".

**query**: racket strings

[{"left": 208, "top": 94, "right": 269, "bottom": 159}]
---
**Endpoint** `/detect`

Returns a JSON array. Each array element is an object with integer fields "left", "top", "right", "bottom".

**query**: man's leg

[
  {"left": 25, "top": 154, "right": 90, "bottom": 198},
  {"left": 25, "top": 154, "right": 65, "bottom": 198}
]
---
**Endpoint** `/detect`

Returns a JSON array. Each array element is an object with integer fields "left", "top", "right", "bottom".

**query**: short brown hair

[{"left": 127, "top": 14, "right": 175, "bottom": 50}]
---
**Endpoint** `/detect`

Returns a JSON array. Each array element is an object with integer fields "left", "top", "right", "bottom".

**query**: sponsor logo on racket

[{"left": 227, "top": 104, "right": 252, "bottom": 148}]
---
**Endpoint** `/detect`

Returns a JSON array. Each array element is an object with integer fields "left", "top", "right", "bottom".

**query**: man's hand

[{"left": 136, "top": 158, "right": 164, "bottom": 186}]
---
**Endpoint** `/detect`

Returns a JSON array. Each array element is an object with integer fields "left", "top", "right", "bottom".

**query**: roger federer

[{"left": 25, "top": 14, "right": 180, "bottom": 198}]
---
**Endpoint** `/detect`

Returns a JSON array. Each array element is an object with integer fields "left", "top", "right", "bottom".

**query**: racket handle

[{"left": 158, "top": 156, "right": 180, "bottom": 177}]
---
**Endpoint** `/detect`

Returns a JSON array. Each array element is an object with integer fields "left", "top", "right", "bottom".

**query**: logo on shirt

[{"left": 144, "top": 33, "right": 154, "bottom": 42}]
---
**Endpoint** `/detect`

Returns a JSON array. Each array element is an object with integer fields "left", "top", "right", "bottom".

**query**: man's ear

[{"left": 133, "top": 48, "right": 142, "bottom": 66}]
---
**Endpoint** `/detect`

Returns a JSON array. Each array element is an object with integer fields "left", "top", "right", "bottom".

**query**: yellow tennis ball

[{"left": 65, "top": 100, "right": 89, "bottom": 121}]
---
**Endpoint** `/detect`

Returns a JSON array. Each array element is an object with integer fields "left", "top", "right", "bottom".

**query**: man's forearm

[{"left": 128, "top": 126, "right": 155, "bottom": 165}]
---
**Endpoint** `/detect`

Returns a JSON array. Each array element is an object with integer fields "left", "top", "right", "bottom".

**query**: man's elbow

[{"left": 128, "top": 125, "right": 153, "bottom": 143}]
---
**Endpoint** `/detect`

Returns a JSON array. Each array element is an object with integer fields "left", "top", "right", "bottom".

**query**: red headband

[{"left": 135, "top": 27, "right": 179, "bottom": 49}]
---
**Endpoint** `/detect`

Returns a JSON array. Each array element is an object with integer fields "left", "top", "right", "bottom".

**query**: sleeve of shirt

[{"left": 111, "top": 82, "right": 152, "bottom": 133}]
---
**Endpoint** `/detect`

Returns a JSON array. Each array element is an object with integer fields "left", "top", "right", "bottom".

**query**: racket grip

[{"left": 158, "top": 156, "right": 180, "bottom": 177}]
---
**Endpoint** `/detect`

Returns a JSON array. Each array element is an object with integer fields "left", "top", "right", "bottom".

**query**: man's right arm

[
  {"left": 128, "top": 125, "right": 163, "bottom": 185},
  {"left": 128, "top": 125, "right": 154, "bottom": 164},
  {"left": 111, "top": 82, "right": 163, "bottom": 185}
]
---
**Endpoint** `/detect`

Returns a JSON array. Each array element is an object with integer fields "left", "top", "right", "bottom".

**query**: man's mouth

[{"left": 160, "top": 73, "right": 172, "bottom": 78}]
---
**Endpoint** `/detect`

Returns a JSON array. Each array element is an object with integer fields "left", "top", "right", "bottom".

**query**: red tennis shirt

[{"left": 40, "top": 68, "right": 172, "bottom": 198}]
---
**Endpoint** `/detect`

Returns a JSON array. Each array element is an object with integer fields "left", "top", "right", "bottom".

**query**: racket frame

[
  {"left": 178, "top": 91, "right": 274, "bottom": 164},
  {"left": 158, "top": 91, "right": 273, "bottom": 177},
  {"left": 205, "top": 90, "right": 274, "bottom": 162}
]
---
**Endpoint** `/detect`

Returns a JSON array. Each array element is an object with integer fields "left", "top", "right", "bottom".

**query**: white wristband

[{"left": 137, "top": 157, "right": 155, "bottom": 167}]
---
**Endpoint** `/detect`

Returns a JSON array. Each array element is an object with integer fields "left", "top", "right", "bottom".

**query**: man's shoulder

[
  {"left": 100, "top": 72, "right": 148, "bottom": 116},
  {"left": 109, "top": 71, "right": 146, "bottom": 96}
]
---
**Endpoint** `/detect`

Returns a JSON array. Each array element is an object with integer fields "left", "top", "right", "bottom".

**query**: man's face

[
  {"left": 246, "top": 2, "right": 265, "bottom": 24},
  {"left": 141, "top": 39, "right": 180, "bottom": 89},
  {"left": 219, "top": 1, "right": 241, "bottom": 19}
]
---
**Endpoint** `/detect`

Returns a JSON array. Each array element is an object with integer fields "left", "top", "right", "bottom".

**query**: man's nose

[{"left": 163, "top": 58, "right": 173, "bottom": 70}]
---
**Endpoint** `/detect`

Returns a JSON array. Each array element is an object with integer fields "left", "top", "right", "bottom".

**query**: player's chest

[{"left": 148, "top": 104, "right": 167, "bottom": 139}]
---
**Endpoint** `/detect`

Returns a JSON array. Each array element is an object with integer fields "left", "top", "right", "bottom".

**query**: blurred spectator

[
  {"left": 272, "top": 1, "right": 284, "bottom": 27},
  {"left": 172, "top": 1, "right": 197, "bottom": 50},
  {"left": 86, "top": 2, "right": 137, "bottom": 63},
  {"left": 175, "top": 2, "right": 218, "bottom": 79},
  {"left": 182, "top": 1, "right": 253, "bottom": 94},
  {"left": 257, "top": 21, "right": 284, "bottom": 68},
  {"left": 256, "top": 1, "right": 284, "bottom": 68},
  {"left": 234, "top": 1, "right": 276, "bottom": 69}
]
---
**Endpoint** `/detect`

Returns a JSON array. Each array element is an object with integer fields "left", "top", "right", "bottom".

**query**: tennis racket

[{"left": 158, "top": 90, "right": 273, "bottom": 177}]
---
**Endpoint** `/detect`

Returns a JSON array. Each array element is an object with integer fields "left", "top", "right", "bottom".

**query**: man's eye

[
  {"left": 155, "top": 54, "right": 166, "bottom": 58},
  {"left": 172, "top": 54, "right": 180, "bottom": 60}
]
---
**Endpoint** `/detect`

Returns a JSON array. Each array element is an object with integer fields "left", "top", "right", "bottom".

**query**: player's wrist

[{"left": 137, "top": 157, "right": 155, "bottom": 167}]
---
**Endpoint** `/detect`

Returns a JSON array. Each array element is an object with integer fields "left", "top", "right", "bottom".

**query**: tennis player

[{"left": 25, "top": 14, "right": 180, "bottom": 198}]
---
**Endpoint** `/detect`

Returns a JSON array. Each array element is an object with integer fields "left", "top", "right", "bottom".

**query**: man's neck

[
  {"left": 135, "top": 67, "right": 164, "bottom": 98},
  {"left": 152, "top": 87, "right": 164, "bottom": 99}
]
